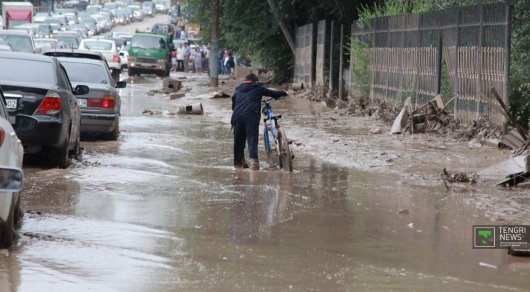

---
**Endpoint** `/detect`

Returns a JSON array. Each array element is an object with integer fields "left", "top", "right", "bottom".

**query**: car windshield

[
  {"left": 131, "top": 35, "right": 165, "bottom": 49},
  {"left": 61, "top": 61, "right": 109, "bottom": 84},
  {"left": 142, "top": 2, "right": 153, "bottom": 7},
  {"left": 0, "top": 58, "right": 55, "bottom": 84},
  {"left": 38, "top": 25, "right": 51, "bottom": 34},
  {"left": 57, "top": 36, "right": 79, "bottom": 49},
  {"left": 36, "top": 40, "right": 56, "bottom": 48},
  {"left": 46, "top": 18, "right": 65, "bottom": 25},
  {"left": 0, "top": 35, "right": 32, "bottom": 52},
  {"left": 83, "top": 41, "right": 112, "bottom": 51}
]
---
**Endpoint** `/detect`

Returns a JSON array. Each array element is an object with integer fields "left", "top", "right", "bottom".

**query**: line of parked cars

[{"left": 0, "top": 0, "right": 170, "bottom": 247}]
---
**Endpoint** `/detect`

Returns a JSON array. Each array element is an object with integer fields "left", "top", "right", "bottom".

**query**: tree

[{"left": 184, "top": 0, "right": 373, "bottom": 82}]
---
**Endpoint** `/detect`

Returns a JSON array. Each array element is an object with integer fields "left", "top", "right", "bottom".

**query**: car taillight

[
  {"left": 0, "top": 128, "right": 4, "bottom": 148},
  {"left": 113, "top": 55, "right": 120, "bottom": 62},
  {"left": 88, "top": 95, "right": 115, "bottom": 108},
  {"left": 35, "top": 91, "right": 61, "bottom": 115}
]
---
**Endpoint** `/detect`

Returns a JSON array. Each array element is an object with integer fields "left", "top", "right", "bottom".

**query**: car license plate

[
  {"left": 5, "top": 98, "right": 17, "bottom": 110},
  {"left": 77, "top": 99, "right": 87, "bottom": 107}
]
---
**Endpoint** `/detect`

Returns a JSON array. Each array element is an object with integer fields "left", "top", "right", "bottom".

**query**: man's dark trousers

[{"left": 233, "top": 116, "right": 260, "bottom": 165}]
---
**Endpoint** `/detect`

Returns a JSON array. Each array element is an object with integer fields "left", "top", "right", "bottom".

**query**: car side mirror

[
  {"left": 15, "top": 114, "right": 38, "bottom": 131},
  {"left": 74, "top": 85, "right": 89, "bottom": 95},
  {"left": 0, "top": 167, "right": 23, "bottom": 192},
  {"left": 116, "top": 81, "right": 126, "bottom": 88}
]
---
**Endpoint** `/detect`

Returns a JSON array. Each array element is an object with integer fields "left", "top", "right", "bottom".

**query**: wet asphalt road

[{"left": 1, "top": 14, "right": 529, "bottom": 292}]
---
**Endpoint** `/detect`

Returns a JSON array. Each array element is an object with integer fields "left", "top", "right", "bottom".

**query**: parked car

[
  {"left": 63, "top": 13, "right": 78, "bottom": 27},
  {"left": 0, "top": 87, "right": 34, "bottom": 247},
  {"left": 79, "top": 38, "right": 122, "bottom": 80},
  {"left": 129, "top": 5, "right": 144, "bottom": 21},
  {"left": 69, "top": 24, "right": 89, "bottom": 38},
  {"left": 45, "top": 15, "right": 69, "bottom": 31},
  {"left": 151, "top": 23, "right": 175, "bottom": 35},
  {"left": 86, "top": 4, "right": 102, "bottom": 14},
  {"left": 57, "top": 57, "right": 126, "bottom": 140},
  {"left": 0, "top": 52, "right": 88, "bottom": 168},
  {"left": 79, "top": 17, "right": 98, "bottom": 36},
  {"left": 0, "top": 30, "right": 38, "bottom": 53},
  {"left": 33, "top": 12, "right": 51, "bottom": 23},
  {"left": 142, "top": 1, "right": 155, "bottom": 17},
  {"left": 34, "top": 38, "right": 58, "bottom": 53},
  {"left": 56, "top": 32, "right": 82, "bottom": 49},
  {"left": 0, "top": 40, "right": 13, "bottom": 51}
]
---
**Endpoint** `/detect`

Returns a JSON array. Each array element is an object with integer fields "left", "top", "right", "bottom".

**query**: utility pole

[{"left": 209, "top": 0, "right": 220, "bottom": 87}]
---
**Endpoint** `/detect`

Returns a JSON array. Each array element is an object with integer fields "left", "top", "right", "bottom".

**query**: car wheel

[
  {"left": 13, "top": 195, "right": 22, "bottom": 229},
  {"left": 71, "top": 133, "right": 81, "bottom": 160},
  {"left": 50, "top": 136, "right": 71, "bottom": 169},
  {"left": 128, "top": 68, "right": 136, "bottom": 77},
  {"left": 0, "top": 203, "right": 15, "bottom": 248}
]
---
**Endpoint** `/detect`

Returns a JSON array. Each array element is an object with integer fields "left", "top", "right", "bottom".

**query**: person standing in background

[
  {"left": 176, "top": 44, "right": 184, "bottom": 72},
  {"left": 183, "top": 43, "right": 191, "bottom": 72}
]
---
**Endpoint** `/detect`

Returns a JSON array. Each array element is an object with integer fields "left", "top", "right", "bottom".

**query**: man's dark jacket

[{"left": 231, "top": 81, "right": 286, "bottom": 125}]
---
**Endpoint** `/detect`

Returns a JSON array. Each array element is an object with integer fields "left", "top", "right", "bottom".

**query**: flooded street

[{"left": 1, "top": 15, "right": 528, "bottom": 292}]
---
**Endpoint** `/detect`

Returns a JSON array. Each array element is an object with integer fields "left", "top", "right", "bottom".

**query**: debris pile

[{"left": 390, "top": 95, "right": 452, "bottom": 135}]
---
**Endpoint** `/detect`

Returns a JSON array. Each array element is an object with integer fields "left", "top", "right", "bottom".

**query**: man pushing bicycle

[{"left": 231, "top": 74, "right": 288, "bottom": 170}]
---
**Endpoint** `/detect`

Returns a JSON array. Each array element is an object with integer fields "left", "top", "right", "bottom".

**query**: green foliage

[
  {"left": 349, "top": 37, "right": 370, "bottom": 98},
  {"left": 183, "top": 0, "right": 372, "bottom": 83}
]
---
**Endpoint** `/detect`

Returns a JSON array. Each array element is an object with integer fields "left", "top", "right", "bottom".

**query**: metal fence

[
  {"left": 315, "top": 20, "right": 328, "bottom": 97},
  {"left": 350, "top": 2, "right": 511, "bottom": 125},
  {"left": 294, "top": 23, "right": 314, "bottom": 88}
]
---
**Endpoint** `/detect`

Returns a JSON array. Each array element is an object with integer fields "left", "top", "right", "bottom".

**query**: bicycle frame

[{"left": 262, "top": 98, "right": 279, "bottom": 154}]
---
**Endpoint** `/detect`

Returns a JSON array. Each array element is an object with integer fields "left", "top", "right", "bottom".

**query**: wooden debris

[
  {"left": 441, "top": 168, "right": 477, "bottom": 184},
  {"left": 500, "top": 129, "right": 526, "bottom": 150},
  {"left": 491, "top": 87, "right": 528, "bottom": 140},
  {"left": 170, "top": 93, "right": 185, "bottom": 100},
  {"left": 477, "top": 155, "right": 530, "bottom": 187}
]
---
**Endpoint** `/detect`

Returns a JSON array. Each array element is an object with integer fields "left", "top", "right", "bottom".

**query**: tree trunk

[
  {"left": 210, "top": 0, "right": 220, "bottom": 87},
  {"left": 266, "top": 0, "right": 296, "bottom": 56}
]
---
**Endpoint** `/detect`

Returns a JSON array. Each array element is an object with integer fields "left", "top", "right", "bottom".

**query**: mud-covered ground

[{"left": 0, "top": 14, "right": 528, "bottom": 292}]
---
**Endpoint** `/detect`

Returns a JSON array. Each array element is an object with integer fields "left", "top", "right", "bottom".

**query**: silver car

[{"left": 58, "top": 57, "right": 126, "bottom": 140}]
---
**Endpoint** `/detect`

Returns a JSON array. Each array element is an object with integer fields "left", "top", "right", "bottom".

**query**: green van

[{"left": 128, "top": 32, "right": 173, "bottom": 77}]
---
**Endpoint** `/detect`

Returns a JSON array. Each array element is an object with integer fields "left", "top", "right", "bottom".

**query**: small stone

[{"left": 398, "top": 209, "right": 409, "bottom": 215}]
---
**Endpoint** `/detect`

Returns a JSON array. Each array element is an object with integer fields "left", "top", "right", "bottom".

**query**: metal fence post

[
  {"left": 339, "top": 24, "right": 344, "bottom": 100},
  {"left": 329, "top": 20, "right": 334, "bottom": 98},
  {"left": 503, "top": 4, "right": 511, "bottom": 131},
  {"left": 476, "top": 5, "right": 484, "bottom": 119}
]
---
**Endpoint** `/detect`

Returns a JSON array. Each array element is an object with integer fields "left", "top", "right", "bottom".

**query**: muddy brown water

[{"left": 3, "top": 18, "right": 530, "bottom": 290}]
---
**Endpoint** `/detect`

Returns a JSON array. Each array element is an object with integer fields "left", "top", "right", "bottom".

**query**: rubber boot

[{"left": 249, "top": 159, "right": 259, "bottom": 170}]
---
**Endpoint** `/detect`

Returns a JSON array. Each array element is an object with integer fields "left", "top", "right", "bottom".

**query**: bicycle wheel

[
  {"left": 278, "top": 127, "right": 293, "bottom": 172},
  {"left": 263, "top": 127, "right": 279, "bottom": 167}
]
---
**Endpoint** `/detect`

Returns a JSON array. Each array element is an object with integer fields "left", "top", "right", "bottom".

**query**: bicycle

[{"left": 262, "top": 97, "right": 293, "bottom": 172}]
